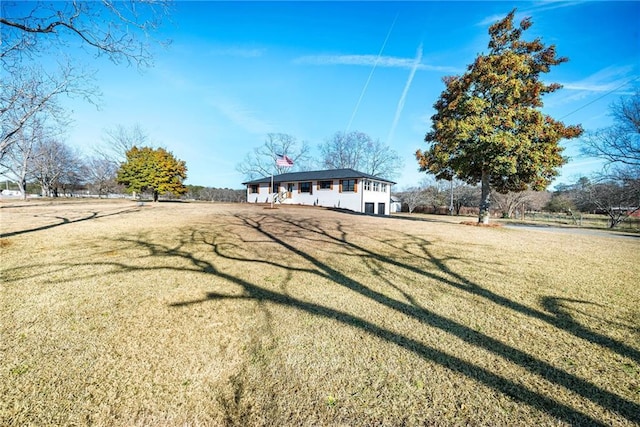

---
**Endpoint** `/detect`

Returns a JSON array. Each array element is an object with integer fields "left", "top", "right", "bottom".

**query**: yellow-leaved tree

[{"left": 117, "top": 146, "right": 187, "bottom": 202}]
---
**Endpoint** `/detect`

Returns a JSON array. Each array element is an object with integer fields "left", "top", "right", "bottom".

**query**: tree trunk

[
  {"left": 608, "top": 212, "right": 622, "bottom": 228},
  {"left": 479, "top": 171, "right": 491, "bottom": 224},
  {"left": 20, "top": 178, "right": 27, "bottom": 200},
  {"left": 153, "top": 190, "right": 159, "bottom": 202}
]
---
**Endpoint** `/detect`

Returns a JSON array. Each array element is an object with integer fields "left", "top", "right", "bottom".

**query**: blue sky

[{"left": 55, "top": 1, "right": 639, "bottom": 190}]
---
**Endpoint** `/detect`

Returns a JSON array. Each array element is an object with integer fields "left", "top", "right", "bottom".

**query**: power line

[
  {"left": 345, "top": 12, "right": 399, "bottom": 134},
  {"left": 559, "top": 76, "right": 640, "bottom": 120}
]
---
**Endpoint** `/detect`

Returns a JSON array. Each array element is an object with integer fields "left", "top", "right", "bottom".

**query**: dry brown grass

[{"left": 1, "top": 199, "right": 639, "bottom": 426}]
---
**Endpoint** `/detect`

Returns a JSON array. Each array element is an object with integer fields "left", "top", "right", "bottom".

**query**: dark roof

[{"left": 242, "top": 168, "right": 396, "bottom": 185}]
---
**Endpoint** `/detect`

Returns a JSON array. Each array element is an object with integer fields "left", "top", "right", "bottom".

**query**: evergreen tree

[{"left": 416, "top": 10, "right": 582, "bottom": 223}]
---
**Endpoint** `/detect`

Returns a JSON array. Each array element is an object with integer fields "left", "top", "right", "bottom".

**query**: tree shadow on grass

[
  {"left": 41, "top": 207, "right": 636, "bottom": 424},
  {"left": 328, "top": 206, "right": 462, "bottom": 225},
  {"left": 161, "top": 212, "right": 639, "bottom": 425},
  {"left": 0, "top": 206, "right": 140, "bottom": 238},
  {"left": 540, "top": 296, "right": 640, "bottom": 336},
  {"left": 274, "top": 213, "right": 640, "bottom": 364}
]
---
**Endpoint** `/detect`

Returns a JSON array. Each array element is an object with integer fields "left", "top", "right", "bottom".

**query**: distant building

[
  {"left": 390, "top": 196, "right": 402, "bottom": 213},
  {"left": 243, "top": 168, "right": 395, "bottom": 215},
  {"left": 1, "top": 189, "right": 21, "bottom": 197}
]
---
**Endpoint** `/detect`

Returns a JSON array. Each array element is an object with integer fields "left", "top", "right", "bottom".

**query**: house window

[
  {"left": 299, "top": 182, "right": 312, "bottom": 193},
  {"left": 373, "top": 182, "right": 380, "bottom": 192},
  {"left": 364, "top": 180, "right": 371, "bottom": 191},
  {"left": 319, "top": 180, "right": 332, "bottom": 190},
  {"left": 340, "top": 179, "right": 357, "bottom": 192},
  {"left": 272, "top": 182, "right": 279, "bottom": 193},
  {"left": 250, "top": 184, "right": 259, "bottom": 194},
  {"left": 381, "top": 183, "right": 388, "bottom": 192}
]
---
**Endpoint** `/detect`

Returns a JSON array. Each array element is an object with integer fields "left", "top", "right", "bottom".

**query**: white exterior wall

[
  {"left": 361, "top": 181, "right": 392, "bottom": 215},
  {"left": 246, "top": 183, "right": 272, "bottom": 204},
  {"left": 246, "top": 178, "right": 392, "bottom": 215},
  {"left": 276, "top": 180, "right": 361, "bottom": 211}
]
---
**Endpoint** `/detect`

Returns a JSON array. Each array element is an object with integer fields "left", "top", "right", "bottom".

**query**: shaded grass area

[
  {"left": 515, "top": 212, "right": 640, "bottom": 231},
  {"left": 1, "top": 200, "right": 639, "bottom": 426}
]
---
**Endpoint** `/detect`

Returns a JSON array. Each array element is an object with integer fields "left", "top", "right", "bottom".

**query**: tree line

[
  {"left": 395, "top": 179, "right": 550, "bottom": 218},
  {"left": 0, "top": 123, "right": 245, "bottom": 202},
  {"left": 395, "top": 173, "right": 639, "bottom": 229},
  {"left": 1, "top": 1, "right": 179, "bottom": 199},
  {"left": 0, "top": 138, "right": 243, "bottom": 203},
  {"left": 547, "top": 175, "right": 639, "bottom": 228},
  {"left": 236, "top": 131, "right": 404, "bottom": 182}
]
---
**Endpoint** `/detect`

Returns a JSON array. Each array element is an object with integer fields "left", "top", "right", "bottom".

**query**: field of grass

[
  {"left": 499, "top": 212, "right": 640, "bottom": 232},
  {"left": 1, "top": 199, "right": 639, "bottom": 426}
]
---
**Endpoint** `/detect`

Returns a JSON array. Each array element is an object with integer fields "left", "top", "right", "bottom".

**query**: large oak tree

[
  {"left": 416, "top": 10, "right": 582, "bottom": 223},
  {"left": 117, "top": 146, "right": 187, "bottom": 202}
]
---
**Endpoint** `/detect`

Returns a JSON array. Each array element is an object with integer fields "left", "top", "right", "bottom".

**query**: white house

[{"left": 242, "top": 168, "right": 395, "bottom": 215}]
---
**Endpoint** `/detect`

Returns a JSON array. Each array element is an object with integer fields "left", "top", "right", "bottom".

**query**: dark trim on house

[{"left": 242, "top": 168, "right": 396, "bottom": 186}]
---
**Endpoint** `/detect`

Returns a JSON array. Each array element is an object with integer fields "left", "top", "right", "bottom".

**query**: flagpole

[{"left": 273, "top": 154, "right": 293, "bottom": 209}]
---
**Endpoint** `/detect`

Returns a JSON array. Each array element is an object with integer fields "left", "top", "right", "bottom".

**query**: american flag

[{"left": 275, "top": 154, "right": 294, "bottom": 167}]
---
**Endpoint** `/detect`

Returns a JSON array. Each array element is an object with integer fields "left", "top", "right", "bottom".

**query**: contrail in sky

[
  {"left": 345, "top": 12, "right": 399, "bottom": 134},
  {"left": 387, "top": 42, "right": 423, "bottom": 145}
]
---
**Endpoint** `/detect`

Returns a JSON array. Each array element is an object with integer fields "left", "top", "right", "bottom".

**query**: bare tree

[
  {"left": 93, "top": 124, "right": 150, "bottom": 168},
  {"left": 576, "top": 91, "right": 639, "bottom": 227},
  {"left": 1, "top": 1, "right": 171, "bottom": 69},
  {"left": 1, "top": 1, "right": 170, "bottom": 160},
  {"left": 451, "top": 182, "right": 480, "bottom": 216},
  {"left": 363, "top": 138, "right": 405, "bottom": 180},
  {"left": 57, "top": 156, "right": 85, "bottom": 196},
  {"left": 399, "top": 187, "right": 426, "bottom": 214},
  {"left": 493, "top": 190, "right": 551, "bottom": 219},
  {"left": 237, "top": 133, "right": 312, "bottom": 180},
  {"left": 0, "top": 63, "right": 92, "bottom": 161},
  {"left": 582, "top": 91, "right": 640, "bottom": 169},
  {"left": 0, "top": 140, "right": 33, "bottom": 199},
  {"left": 420, "top": 175, "right": 449, "bottom": 213},
  {"left": 319, "top": 131, "right": 403, "bottom": 180},
  {"left": 31, "top": 139, "right": 83, "bottom": 197},
  {"left": 74, "top": 124, "right": 149, "bottom": 198},
  {"left": 578, "top": 171, "right": 640, "bottom": 228},
  {"left": 0, "top": 118, "right": 49, "bottom": 199},
  {"left": 103, "top": 124, "right": 150, "bottom": 158},
  {"left": 83, "top": 156, "right": 120, "bottom": 197}
]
